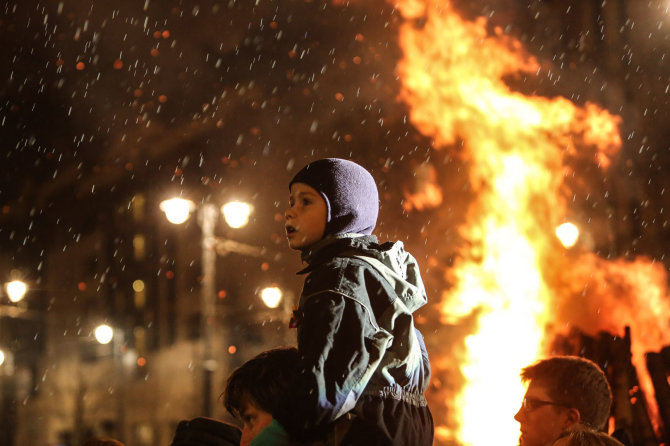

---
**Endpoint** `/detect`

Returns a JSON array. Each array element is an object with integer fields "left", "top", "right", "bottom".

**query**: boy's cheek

[
  {"left": 240, "top": 425, "right": 254, "bottom": 446},
  {"left": 240, "top": 415, "right": 274, "bottom": 445}
]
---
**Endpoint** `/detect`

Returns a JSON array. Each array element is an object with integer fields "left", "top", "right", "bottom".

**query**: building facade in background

[{"left": 8, "top": 183, "right": 296, "bottom": 445}]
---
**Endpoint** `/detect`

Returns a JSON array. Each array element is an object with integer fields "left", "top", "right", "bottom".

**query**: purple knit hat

[{"left": 289, "top": 158, "right": 379, "bottom": 236}]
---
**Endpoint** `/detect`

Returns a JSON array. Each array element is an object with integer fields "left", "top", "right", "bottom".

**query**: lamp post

[
  {"left": 94, "top": 324, "right": 126, "bottom": 442},
  {"left": 0, "top": 278, "right": 40, "bottom": 446},
  {"left": 160, "top": 197, "right": 263, "bottom": 417},
  {"left": 70, "top": 324, "right": 127, "bottom": 444},
  {"left": 200, "top": 203, "right": 218, "bottom": 417},
  {"left": 0, "top": 347, "right": 11, "bottom": 446}
]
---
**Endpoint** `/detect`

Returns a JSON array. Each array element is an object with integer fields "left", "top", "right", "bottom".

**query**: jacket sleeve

[{"left": 275, "top": 291, "right": 382, "bottom": 440}]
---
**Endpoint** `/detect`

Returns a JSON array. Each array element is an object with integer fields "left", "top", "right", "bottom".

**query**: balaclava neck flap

[{"left": 289, "top": 158, "right": 379, "bottom": 236}]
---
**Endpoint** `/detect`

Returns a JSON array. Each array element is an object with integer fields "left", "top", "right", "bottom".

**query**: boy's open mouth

[{"left": 285, "top": 225, "right": 297, "bottom": 234}]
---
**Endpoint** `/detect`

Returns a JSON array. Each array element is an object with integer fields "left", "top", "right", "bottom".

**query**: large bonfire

[{"left": 393, "top": 1, "right": 670, "bottom": 445}]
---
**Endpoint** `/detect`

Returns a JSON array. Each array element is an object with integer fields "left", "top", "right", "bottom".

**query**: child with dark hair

[
  {"left": 171, "top": 347, "right": 300, "bottom": 446},
  {"left": 224, "top": 347, "right": 300, "bottom": 446},
  {"left": 170, "top": 418, "right": 241, "bottom": 446},
  {"left": 276, "top": 158, "right": 434, "bottom": 445},
  {"left": 552, "top": 425, "right": 625, "bottom": 446}
]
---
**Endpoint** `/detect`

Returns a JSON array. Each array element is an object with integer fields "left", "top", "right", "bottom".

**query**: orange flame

[
  {"left": 403, "top": 162, "right": 443, "bottom": 212},
  {"left": 394, "top": 1, "right": 670, "bottom": 445}
]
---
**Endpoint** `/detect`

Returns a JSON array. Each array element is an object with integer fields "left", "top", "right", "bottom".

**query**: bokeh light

[
  {"left": 160, "top": 198, "right": 195, "bottom": 224},
  {"left": 94, "top": 324, "right": 114, "bottom": 345},
  {"left": 6, "top": 280, "right": 27, "bottom": 303},
  {"left": 555, "top": 222, "right": 580, "bottom": 248},
  {"left": 260, "top": 286, "right": 282, "bottom": 309},
  {"left": 221, "top": 201, "right": 252, "bottom": 228}
]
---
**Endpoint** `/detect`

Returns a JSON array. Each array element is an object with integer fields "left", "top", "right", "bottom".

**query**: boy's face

[
  {"left": 239, "top": 398, "right": 274, "bottom": 446},
  {"left": 514, "top": 381, "right": 577, "bottom": 446},
  {"left": 285, "top": 182, "right": 327, "bottom": 250}
]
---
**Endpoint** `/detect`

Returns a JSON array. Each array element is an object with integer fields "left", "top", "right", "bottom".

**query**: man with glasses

[{"left": 514, "top": 356, "right": 612, "bottom": 446}]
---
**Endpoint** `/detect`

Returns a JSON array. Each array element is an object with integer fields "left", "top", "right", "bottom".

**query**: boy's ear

[{"left": 564, "top": 407, "right": 581, "bottom": 427}]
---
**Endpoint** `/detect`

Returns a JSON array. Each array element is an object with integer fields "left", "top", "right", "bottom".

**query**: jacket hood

[{"left": 301, "top": 235, "right": 428, "bottom": 313}]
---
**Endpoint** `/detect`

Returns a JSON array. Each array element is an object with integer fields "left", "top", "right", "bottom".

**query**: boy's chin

[
  {"left": 288, "top": 241, "right": 318, "bottom": 252},
  {"left": 286, "top": 239, "right": 305, "bottom": 251}
]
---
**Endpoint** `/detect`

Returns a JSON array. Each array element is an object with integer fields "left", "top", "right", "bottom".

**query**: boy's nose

[{"left": 284, "top": 208, "right": 295, "bottom": 219}]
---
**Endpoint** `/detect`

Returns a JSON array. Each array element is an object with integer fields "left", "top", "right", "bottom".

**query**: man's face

[
  {"left": 514, "top": 381, "right": 576, "bottom": 446},
  {"left": 285, "top": 182, "right": 327, "bottom": 250},
  {"left": 239, "top": 398, "right": 273, "bottom": 446}
]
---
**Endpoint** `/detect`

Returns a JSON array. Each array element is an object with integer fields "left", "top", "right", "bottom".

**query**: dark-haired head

[
  {"left": 553, "top": 424, "right": 624, "bottom": 446},
  {"left": 521, "top": 356, "right": 612, "bottom": 430},
  {"left": 222, "top": 347, "right": 300, "bottom": 418}
]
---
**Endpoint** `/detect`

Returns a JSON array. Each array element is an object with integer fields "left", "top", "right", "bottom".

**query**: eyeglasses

[{"left": 521, "top": 396, "right": 572, "bottom": 412}]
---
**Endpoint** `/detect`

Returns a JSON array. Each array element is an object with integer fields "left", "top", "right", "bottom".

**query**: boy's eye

[{"left": 302, "top": 198, "right": 311, "bottom": 205}]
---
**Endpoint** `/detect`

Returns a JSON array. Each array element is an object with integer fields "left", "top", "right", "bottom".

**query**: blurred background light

[
  {"left": 221, "top": 201, "right": 252, "bottom": 229},
  {"left": 160, "top": 198, "right": 195, "bottom": 224},
  {"left": 260, "top": 286, "right": 282, "bottom": 309},
  {"left": 555, "top": 222, "right": 580, "bottom": 248},
  {"left": 132, "top": 279, "right": 145, "bottom": 292},
  {"left": 6, "top": 280, "right": 27, "bottom": 303},
  {"left": 94, "top": 324, "right": 114, "bottom": 345}
]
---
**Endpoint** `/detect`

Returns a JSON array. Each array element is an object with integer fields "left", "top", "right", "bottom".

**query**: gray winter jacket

[{"left": 276, "top": 234, "right": 433, "bottom": 445}]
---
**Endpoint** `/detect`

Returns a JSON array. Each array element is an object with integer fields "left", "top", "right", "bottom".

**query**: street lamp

[
  {"left": 221, "top": 201, "right": 252, "bottom": 229},
  {"left": 68, "top": 324, "right": 127, "bottom": 443},
  {"left": 160, "top": 196, "right": 258, "bottom": 417},
  {"left": 159, "top": 197, "right": 253, "bottom": 229},
  {"left": 5, "top": 280, "right": 27, "bottom": 303},
  {"left": 159, "top": 198, "right": 195, "bottom": 225},
  {"left": 94, "top": 324, "right": 114, "bottom": 345},
  {"left": 260, "top": 286, "right": 282, "bottom": 309}
]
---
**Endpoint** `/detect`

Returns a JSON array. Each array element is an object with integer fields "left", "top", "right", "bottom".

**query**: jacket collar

[{"left": 297, "top": 233, "right": 378, "bottom": 274}]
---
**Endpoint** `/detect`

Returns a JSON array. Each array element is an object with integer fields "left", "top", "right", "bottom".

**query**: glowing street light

[
  {"left": 159, "top": 195, "right": 269, "bottom": 416},
  {"left": 6, "top": 280, "right": 27, "bottom": 303},
  {"left": 221, "top": 201, "right": 252, "bottom": 229},
  {"left": 160, "top": 198, "right": 195, "bottom": 224},
  {"left": 0, "top": 349, "right": 5, "bottom": 366},
  {"left": 556, "top": 222, "right": 580, "bottom": 248},
  {"left": 260, "top": 286, "right": 283, "bottom": 309},
  {"left": 94, "top": 324, "right": 114, "bottom": 345}
]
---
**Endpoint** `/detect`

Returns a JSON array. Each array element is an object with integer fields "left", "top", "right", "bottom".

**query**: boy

[
  {"left": 224, "top": 347, "right": 300, "bottom": 446},
  {"left": 171, "top": 347, "right": 300, "bottom": 446},
  {"left": 552, "top": 425, "right": 624, "bottom": 446},
  {"left": 515, "top": 356, "right": 613, "bottom": 446},
  {"left": 277, "top": 158, "right": 434, "bottom": 445}
]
